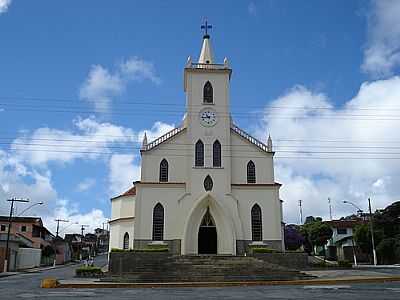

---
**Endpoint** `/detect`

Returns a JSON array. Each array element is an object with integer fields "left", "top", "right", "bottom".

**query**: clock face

[{"left": 199, "top": 109, "right": 218, "bottom": 127}]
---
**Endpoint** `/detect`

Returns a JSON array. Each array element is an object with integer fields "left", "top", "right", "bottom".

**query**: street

[{"left": 1, "top": 255, "right": 400, "bottom": 300}]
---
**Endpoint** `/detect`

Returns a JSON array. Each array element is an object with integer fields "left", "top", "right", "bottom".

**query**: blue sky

[{"left": 1, "top": 0, "right": 400, "bottom": 234}]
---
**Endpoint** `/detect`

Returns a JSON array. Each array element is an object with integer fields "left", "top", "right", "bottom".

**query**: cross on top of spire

[{"left": 201, "top": 20, "right": 212, "bottom": 38}]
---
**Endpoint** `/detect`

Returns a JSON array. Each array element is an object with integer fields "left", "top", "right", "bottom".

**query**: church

[{"left": 109, "top": 28, "right": 284, "bottom": 256}]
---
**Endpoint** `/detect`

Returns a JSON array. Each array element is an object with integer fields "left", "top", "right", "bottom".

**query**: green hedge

[
  {"left": 110, "top": 246, "right": 169, "bottom": 253},
  {"left": 337, "top": 260, "right": 352, "bottom": 268},
  {"left": 75, "top": 266, "right": 103, "bottom": 277},
  {"left": 252, "top": 247, "right": 278, "bottom": 253}
]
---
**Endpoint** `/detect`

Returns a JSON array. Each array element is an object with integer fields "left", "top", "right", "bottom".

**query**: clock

[{"left": 199, "top": 109, "right": 218, "bottom": 127}]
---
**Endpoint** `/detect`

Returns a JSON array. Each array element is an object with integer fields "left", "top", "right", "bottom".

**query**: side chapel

[{"left": 109, "top": 27, "right": 284, "bottom": 255}]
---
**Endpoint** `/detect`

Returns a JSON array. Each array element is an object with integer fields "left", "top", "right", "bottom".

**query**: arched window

[
  {"left": 123, "top": 232, "right": 129, "bottom": 250},
  {"left": 251, "top": 204, "right": 262, "bottom": 241},
  {"left": 213, "top": 140, "right": 221, "bottom": 167},
  {"left": 247, "top": 160, "right": 256, "bottom": 183},
  {"left": 152, "top": 203, "right": 164, "bottom": 241},
  {"left": 195, "top": 140, "right": 204, "bottom": 167},
  {"left": 159, "top": 159, "right": 168, "bottom": 182},
  {"left": 203, "top": 81, "right": 213, "bottom": 104},
  {"left": 204, "top": 175, "right": 213, "bottom": 191}
]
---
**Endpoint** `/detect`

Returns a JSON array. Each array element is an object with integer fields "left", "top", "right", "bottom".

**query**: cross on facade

[{"left": 201, "top": 20, "right": 212, "bottom": 37}]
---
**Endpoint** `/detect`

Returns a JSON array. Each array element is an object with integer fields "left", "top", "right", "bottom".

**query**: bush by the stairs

[
  {"left": 75, "top": 266, "right": 103, "bottom": 278},
  {"left": 251, "top": 247, "right": 278, "bottom": 254},
  {"left": 110, "top": 245, "right": 169, "bottom": 253},
  {"left": 337, "top": 260, "right": 352, "bottom": 268}
]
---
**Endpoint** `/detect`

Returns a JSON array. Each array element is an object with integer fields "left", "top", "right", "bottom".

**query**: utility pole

[
  {"left": 298, "top": 200, "right": 303, "bottom": 224},
  {"left": 55, "top": 219, "right": 69, "bottom": 237},
  {"left": 79, "top": 225, "right": 89, "bottom": 261},
  {"left": 4, "top": 198, "right": 29, "bottom": 272},
  {"left": 368, "top": 198, "right": 377, "bottom": 266},
  {"left": 328, "top": 197, "right": 333, "bottom": 220},
  {"left": 80, "top": 225, "right": 89, "bottom": 237}
]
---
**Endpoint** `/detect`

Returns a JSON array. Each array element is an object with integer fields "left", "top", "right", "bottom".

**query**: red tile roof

[{"left": 111, "top": 186, "right": 136, "bottom": 200}]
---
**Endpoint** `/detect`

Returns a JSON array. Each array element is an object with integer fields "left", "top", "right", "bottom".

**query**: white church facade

[{"left": 109, "top": 31, "right": 284, "bottom": 255}]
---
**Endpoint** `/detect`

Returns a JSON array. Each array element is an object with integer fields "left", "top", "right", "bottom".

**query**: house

[
  {"left": 325, "top": 219, "right": 367, "bottom": 262},
  {"left": 109, "top": 30, "right": 284, "bottom": 255}
]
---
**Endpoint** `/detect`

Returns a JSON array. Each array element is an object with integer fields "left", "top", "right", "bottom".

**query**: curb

[{"left": 54, "top": 276, "right": 400, "bottom": 289}]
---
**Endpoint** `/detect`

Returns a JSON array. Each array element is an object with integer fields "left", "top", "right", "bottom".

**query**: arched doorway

[{"left": 198, "top": 207, "right": 217, "bottom": 254}]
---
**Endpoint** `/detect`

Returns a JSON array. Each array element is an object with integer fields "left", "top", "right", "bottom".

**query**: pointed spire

[
  {"left": 267, "top": 134, "right": 273, "bottom": 152},
  {"left": 223, "top": 57, "right": 229, "bottom": 68},
  {"left": 186, "top": 56, "right": 192, "bottom": 68},
  {"left": 199, "top": 20, "right": 214, "bottom": 64},
  {"left": 141, "top": 132, "right": 148, "bottom": 150},
  {"left": 198, "top": 35, "right": 214, "bottom": 64}
]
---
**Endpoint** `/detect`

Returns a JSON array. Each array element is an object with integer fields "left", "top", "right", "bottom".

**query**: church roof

[
  {"left": 231, "top": 124, "right": 274, "bottom": 154},
  {"left": 141, "top": 126, "right": 186, "bottom": 152},
  {"left": 111, "top": 186, "right": 136, "bottom": 201},
  {"left": 198, "top": 35, "right": 214, "bottom": 64}
]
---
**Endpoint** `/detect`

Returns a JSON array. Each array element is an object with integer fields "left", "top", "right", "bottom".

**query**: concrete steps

[{"left": 107, "top": 254, "right": 312, "bottom": 282}]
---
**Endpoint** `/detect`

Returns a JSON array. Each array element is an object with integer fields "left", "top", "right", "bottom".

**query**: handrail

[
  {"left": 142, "top": 126, "right": 185, "bottom": 152},
  {"left": 189, "top": 63, "right": 228, "bottom": 70},
  {"left": 231, "top": 124, "right": 270, "bottom": 153}
]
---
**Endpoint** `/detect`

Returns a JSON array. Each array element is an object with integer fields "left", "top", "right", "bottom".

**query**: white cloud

[
  {"left": 258, "top": 77, "right": 400, "bottom": 223},
  {"left": 137, "top": 121, "right": 175, "bottom": 143},
  {"left": 77, "top": 178, "right": 96, "bottom": 192},
  {"left": 80, "top": 57, "right": 160, "bottom": 112},
  {"left": 362, "top": 0, "right": 400, "bottom": 77},
  {"left": 0, "top": 0, "right": 11, "bottom": 14},
  {"left": 12, "top": 116, "right": 135, "bottom": 166},
  {"left": 109, "top": 154, "right": 140, "bottom": 195},
  {"left": 248, "top": 2, "right": 257, "bottom": 16}
]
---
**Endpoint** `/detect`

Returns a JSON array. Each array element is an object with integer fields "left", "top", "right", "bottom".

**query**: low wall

[
  {"left": 252, "top": 252, "right": 308, "bottom": 269},
  {"left": 109, "top": 252, "right": 171, "bottom": 274},
  {"left": 16, "top": 248, "right": 41, "bottom": 270}
]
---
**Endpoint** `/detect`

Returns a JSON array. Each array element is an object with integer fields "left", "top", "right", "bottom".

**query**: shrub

[
  {"left": 110, "top": 247, "right": 169, "bottom": 253},
  {"left": 252, "top": 247, "right": 278, "bottom": 254},
  {"left": 337, "top": 260, "right": 352, "bottom": 268},
  {"left": 75, "top": 266, "right": 103, "bottom": 277}
]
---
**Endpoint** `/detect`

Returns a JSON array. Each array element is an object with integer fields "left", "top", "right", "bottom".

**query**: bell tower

[{"left": 183, "top": 22, "right": 233, "bottom": 195}]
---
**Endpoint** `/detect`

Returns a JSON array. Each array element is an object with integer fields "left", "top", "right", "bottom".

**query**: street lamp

[
  {"left": 17, "top": 202, "right": 44, "bottom": 217},
  {"left": 4, "top": 198, "right": 29, "bottom": 273},
  {"left": 343, "top": 200, "right": 363, "bottom": 215}
]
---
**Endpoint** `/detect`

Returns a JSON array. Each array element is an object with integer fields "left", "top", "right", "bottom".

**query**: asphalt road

[{"left": 1, "top": 257, "right": 400, "bottom": 299}]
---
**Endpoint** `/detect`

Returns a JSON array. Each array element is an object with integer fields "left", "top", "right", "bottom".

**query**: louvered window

[
  {"left": 247, "top": 160, "right": 256, "bottom": 183},
  {"left": 195, "top": 140, "right": 204, "bottom": 167},
  {"left": 251, "top": 204, "right": 262, "bottom": 241},
  {"left": 203, "top": 81, "right": 213, "bottom": 104},
  {"left": 213, "top": 140, "right": 221, "bottom": 167},
  {"left": 123, "top": 232, "right": 129, "bottom": 250},
  {"left": 159, "top": 159, "right": 168, "bottom": 182},
  {"left": 152, "top": 203, "right": 164, "bottom": 241}
]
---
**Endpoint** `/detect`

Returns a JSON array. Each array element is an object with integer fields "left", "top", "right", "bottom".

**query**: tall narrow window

[
  {"left": 195, "top": 140, "right": 204, "bottom": 167},
  {"left": 159, "top": 159, "right": 168, "bottom": 182},
  {"left": 152, "top": 203, "right": 164, "bottom": 241},
  {"left": 203, "top": 81, "right": 213, "bottom": 104},
  {"left": 251, "top": 204, "right": 262, "bottom": 241},
  {"left": 123, "top": 232, "right": 129, "bottom": 250},
  {"left": 213, "top": 140, "right": 221, "bottom": 167},
  {"left": 247, "top": 160, "right": 256, "bottom": 183}
]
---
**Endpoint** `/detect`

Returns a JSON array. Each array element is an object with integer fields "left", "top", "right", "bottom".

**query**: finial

[
  {"left": 141, "top": 132, "right": 148, "bottom": 150},
  {"left": 201, "top": 19, "right": 212, "bottom": 38},
  {"left": 267, "top": 134, "right": 273, "bottom": 152},
  {"left": 224, "top": 57, "right": 229, "bottom": 68},
  {"left": 186, "top": 56, "right": 192, "bottom": 68}
]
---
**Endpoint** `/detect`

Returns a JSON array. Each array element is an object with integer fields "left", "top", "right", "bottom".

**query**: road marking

[{"left": 304, "top": 285, "right": 351, "bottom": 290}]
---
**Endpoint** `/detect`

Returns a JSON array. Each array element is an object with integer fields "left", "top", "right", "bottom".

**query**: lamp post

[
  {"left": 343, "top": 200, "right": 363, "bottom": 215},
  {"left": 17, "top": 202, "right": 44, "bottom": 217},
  {"left": 4, "top": 198, "right": 29, "bottom": 273}
]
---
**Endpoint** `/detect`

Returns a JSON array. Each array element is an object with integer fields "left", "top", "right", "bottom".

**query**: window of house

[
  {"left": 203, "top": 81, "right": 213, "bottom": 104},
  {"left": 337, "top": 228, "right": 347, "bottom": 235},
  {"left": 0, "top": 225, "right": 6, "bottom": 231},
  {"left": 247, "top": 160, "right": 256, "bottom": 183},
  {"left": 159, "top": 159, "right": 169, "bottom": 182},
  {"left": 123, "top": 232, "right": 129, "bottom": 250},
  {"left": 213, "top": 140, "right": 221, "bottom": 167},
  {"left": 21, "top": 225, "right": 27, "bottom": 232},
  {"left": 251, "top": 204, "right": 262, "bottom": 241},
  {"left": 152, "top": 203, "right": 164, "bottom": 241},
  {"left": 195, "top": 140, "right": 204, "bottom": 167}
]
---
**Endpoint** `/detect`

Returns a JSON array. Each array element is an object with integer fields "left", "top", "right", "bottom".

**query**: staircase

[{"left": 107, "top": 254, "right": 311, "bottom": 282}]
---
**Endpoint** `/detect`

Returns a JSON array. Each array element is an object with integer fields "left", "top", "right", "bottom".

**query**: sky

[{"left": 1, "top": 0, "right": 400, "bottom": 235}]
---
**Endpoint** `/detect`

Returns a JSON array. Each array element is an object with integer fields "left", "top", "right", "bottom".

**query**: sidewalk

[{"left": 0, "top": 261, "right": 80, "bottom": 278}]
